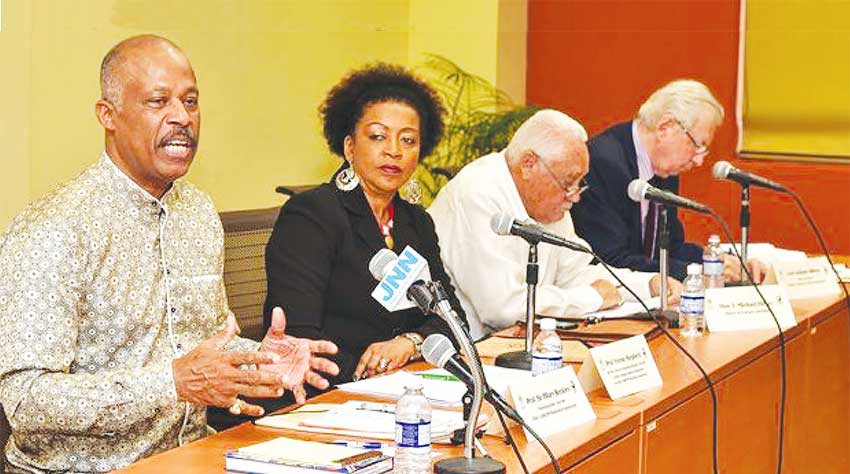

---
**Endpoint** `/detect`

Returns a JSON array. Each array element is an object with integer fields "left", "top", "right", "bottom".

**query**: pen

[
  {"left": 418, "top": 373, "right": 460, "bottom": 382},
  {"left": 329, "top": 440, "right": 390, "bottom": 449},
  {"left": 354, "top": 402, "right": 395, "bottom": 414}
]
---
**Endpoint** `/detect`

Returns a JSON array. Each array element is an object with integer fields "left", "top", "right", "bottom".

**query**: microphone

[
  {"left": 490, "top": 213, "right": 591, "bottom": 252},
  {"left": 422, "top": 334, "right": 524, "bottom": 424},
  {"left": 368, "top": 248, "right": 398, "bottom": 281},
  {"left": 369, "top": 247, "right": 434, "bottom": 313},
  {"left": 372, "top": 252, "right": 488, "bottom": 460},
  {"left": 712, "top": 161, "right": 787, "bottom": 192},
  {"left": 627, "top": 179, "right": 712, "bottom": 214}
]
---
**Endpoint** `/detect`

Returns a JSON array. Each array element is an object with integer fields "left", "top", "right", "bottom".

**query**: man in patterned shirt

[{"left": 0, "top": 35, "right": 339, "bottom": 473}]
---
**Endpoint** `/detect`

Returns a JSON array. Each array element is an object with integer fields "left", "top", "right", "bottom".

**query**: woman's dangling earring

[
  {"left": 335, "top": 162, "right": 359, "bottom": 192},
  {"left": 399, "top": 177, "right": 422, "bottom": 205}
]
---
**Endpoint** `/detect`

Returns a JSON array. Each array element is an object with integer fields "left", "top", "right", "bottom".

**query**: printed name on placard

[{"left": 589, "top": 335, "right": 663, "bottom": 400}]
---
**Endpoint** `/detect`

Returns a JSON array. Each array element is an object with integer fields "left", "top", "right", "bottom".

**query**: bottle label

[
  {"left": 703, "top": 259, "right": 723, "bottom": 276},
  {"left": 395, "top": 420, "right": 431, "bottom": 448},
  {"left": 531, "top": 353, "right": 563, "bottom": 376},
  {"left": 680, "top": 294, "right": 704, "bottom": 315}
]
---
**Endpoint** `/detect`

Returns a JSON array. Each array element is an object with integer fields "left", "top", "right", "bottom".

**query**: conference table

[{"left": 115, "top": 289, "right": 849, "bottom": 473}]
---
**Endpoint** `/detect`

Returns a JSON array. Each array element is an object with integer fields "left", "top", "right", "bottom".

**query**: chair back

[{"left": 219, "top": 207, "right": 281, "bottom": 341}]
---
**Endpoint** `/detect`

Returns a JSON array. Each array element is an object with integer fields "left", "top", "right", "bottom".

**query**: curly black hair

[{"left": 320, "top": 63, "right": 445, "bottom": 159}]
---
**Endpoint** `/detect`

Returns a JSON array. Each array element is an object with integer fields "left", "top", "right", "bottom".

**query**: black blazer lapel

[
  {"left": 337, "top": 185, "right": 385, "bottom": 253},
  {"left": 387, "top": 197, "right": 419, "bottom": 252}
]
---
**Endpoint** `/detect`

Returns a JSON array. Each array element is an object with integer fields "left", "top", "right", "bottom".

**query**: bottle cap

[
  {"left": 687, "top": 263, "right": 703, "bottom": 275},
  {"left": 539, "top": 318, "right": 557, "bottom": 331},
  {"left": 708, "top": 234, "right": 721, "bottom": 244}
]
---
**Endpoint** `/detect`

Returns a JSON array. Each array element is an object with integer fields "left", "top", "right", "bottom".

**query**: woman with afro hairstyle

[{"left": 263, "top": 63, "right": 467, "bottom": 386}]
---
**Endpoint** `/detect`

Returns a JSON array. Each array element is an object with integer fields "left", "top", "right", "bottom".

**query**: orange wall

[{"left": 526, "top": 0, "right": 850, "bottom": 255}]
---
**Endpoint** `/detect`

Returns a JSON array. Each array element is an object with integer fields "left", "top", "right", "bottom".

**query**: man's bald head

[
  {"left": 95, "top": 34, "right": 200, "bottom": 198},
  {"left": 100, "top": 35, "right": 191, "bottom": 106},
  {"left": 505, "top": 109, "right": 590, "bottom": 224}
]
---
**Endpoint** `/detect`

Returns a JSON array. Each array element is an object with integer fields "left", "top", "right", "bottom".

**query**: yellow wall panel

[
  {"left": 742, "top": 0, "right": 850, "bottom": 158},
  {"left": 0, "top": 0, "right": 31, "bottom": 228},
  {"left": 0, "top": 0, "right": 524, "bottom": 229}
]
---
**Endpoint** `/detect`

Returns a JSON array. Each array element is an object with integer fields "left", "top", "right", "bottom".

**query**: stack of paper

[
  {"left": 336, "top": 371, "right": 465, "bottom": 407},
  {"left": 225, "top": 436, "right": 392, "bottom": 473},
  {"left": 256, "top": 400, "right": 489, "bottom": 444},
  {"left": 582, "top": 298, "right": 661, "bottom": 320},
  {"left": 336, "top": 367, "right": 534, "bottom": 407},
  {"left": 720, "top": 242, "right": 808, "bottom": 264}
]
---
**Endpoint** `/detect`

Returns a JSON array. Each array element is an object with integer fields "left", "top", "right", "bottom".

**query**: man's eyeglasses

[
  {"left": 677, "top": 120, "right": 709, "bottom": 156},
  {"left": 532, "top": 151, "right": 590, "bottom": 198}
]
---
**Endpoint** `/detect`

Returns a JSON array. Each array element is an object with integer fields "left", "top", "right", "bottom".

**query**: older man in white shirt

[{"left": 428, "top": 109, "right": 680, "bottom": 339}]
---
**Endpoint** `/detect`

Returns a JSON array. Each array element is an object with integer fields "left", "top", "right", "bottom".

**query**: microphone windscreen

[
  {"left": 490, "top": 213, "right": 514, "bottom": 236},
  {"left": 368, "top": 248, "right": 398, "bottom": 281},
  {"left": 422, "top": 334, "right": 456, "bottom": 368},
  {"left": 712, "top": 161, "right": 732, "bottom": 179},
  {"left": 627, "top": 179, "right": 648, "bottom": 203}
]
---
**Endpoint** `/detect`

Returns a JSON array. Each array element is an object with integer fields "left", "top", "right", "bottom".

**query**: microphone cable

[
  {"left": 460, "top": 313, "right": 563, "bottom": 474},
  {"left": 583, "top": 247, "right": 721, "bottom": 474},
  {"left": 708, "top": 210, "right": 788, "bottom": 474},
  {"left": 418, "top": 283, "right": 563, "bottom": 473},
  {"left": 493, "top": 403, "right": 530, "bottom": 474},
  {"left": 784, "top": 188, "right": 850, "bottom": 346}
]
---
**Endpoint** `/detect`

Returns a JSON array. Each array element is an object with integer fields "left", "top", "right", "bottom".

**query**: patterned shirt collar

[{"left": 99, "top": 151, "right": 180, "bottom": 211}]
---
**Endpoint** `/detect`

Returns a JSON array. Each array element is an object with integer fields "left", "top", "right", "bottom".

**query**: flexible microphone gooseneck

[
  {"left": 422, "top": 334, "right": 523, "bottom": 424},
  {"left": 490, "top": 212, "right": 719, "bottom": 474},
  {"left": 710, "top": 161, "right": 835, "bottom": 474},
  {"left": 369, "top": 249, "right": 505, "bottom": 473},
  {"left": 572, "top": 239, "right": 722, "bottom": 474}
]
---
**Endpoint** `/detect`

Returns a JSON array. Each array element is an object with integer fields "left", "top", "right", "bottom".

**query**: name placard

[
  {"left": 507, "top": 366, "right": 595, "bottom": 439},
  {"left": 773, "top": 257, "right": 841, "bottom": 300},
  {"left": 705, "top": 284, "right": 796, "bottom": 332},
  {"left": 589, "top": 335, "right": 662, "bottom": 400}
]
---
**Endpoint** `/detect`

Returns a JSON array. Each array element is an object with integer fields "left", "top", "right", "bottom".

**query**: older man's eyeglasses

[
  {"left": 533, "top": 151, "right": 589, "bottom": 198},
  {"left": 677, "top": 120, "right": 709, "bottom": 156}
]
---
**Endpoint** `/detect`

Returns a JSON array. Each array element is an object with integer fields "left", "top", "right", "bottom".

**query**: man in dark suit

[{"left": 572, "top": 80, "right": 763, "bottom": 282}]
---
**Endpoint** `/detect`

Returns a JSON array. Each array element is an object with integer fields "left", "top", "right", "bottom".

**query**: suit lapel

[
  {"left": 390, "top": 199, "right": 418, "bottom": 252},
  {"left": 338, "top": 186, "right": 385, "bottom": 253},
  {"left": 621, "top": 122, "right": 643, "bottom": 244}
]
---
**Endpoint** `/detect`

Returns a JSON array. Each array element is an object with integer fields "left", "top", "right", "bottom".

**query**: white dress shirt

[{"left": 428, "top": 151, "right": 655, "bottom": 339}]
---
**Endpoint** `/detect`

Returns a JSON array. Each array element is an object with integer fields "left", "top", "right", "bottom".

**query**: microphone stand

[
  {"left": 494, "top": 243, "right": 538, "bottom": 370},
  {"left": 412, "top": 282, "right": 505, "bottom": 474},
  {"left": 725, "top": 184, "right": 751, "bottom": 287},
  {"left": 655, "top": 207, "right": 679, "bottom": 327},
  {"left": 739, "top": 185, "right": 750, "bottom": 284}
]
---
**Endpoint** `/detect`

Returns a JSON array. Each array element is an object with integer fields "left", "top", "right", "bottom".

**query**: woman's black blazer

[{"left": 263, "top": 181, "right": 466, "bottom": 384}]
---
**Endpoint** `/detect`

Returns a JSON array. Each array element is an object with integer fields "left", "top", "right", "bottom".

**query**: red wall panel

[{"left": 527, "top": 0, "right": 850, "bottom": 254}]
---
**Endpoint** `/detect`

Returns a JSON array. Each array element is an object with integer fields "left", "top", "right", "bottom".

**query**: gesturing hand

[
  {"left": 172, "top": 313, "right": 286, "bottom": 417},
  {"left": 260, "top": 307, "right": 339, "bottom": 404}
]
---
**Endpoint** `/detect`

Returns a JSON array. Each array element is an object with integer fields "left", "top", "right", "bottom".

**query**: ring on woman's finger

[
  {"left": 228, "top": 400, "right": 242, "bottom": 415},
  {"left": 377, "top": 358, "right": 390, "bottom": 372}
]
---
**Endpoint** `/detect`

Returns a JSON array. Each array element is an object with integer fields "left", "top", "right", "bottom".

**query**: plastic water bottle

[
  {"left": 532, "top": 318, "right": 563, "bottom": 375},
  {"left": 680, "top": 263, "right": 705, "bottom": 337},
  {"left": 703, "top": 234, "right": 725, "bottom": 289},
  {"left": 394, "top": 379, "right": 431, "bottom": 473}
]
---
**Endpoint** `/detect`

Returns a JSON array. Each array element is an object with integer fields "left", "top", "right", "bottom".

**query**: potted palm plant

[{"left": 414, "top": 54, "right": 542, "bottom": 205}]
